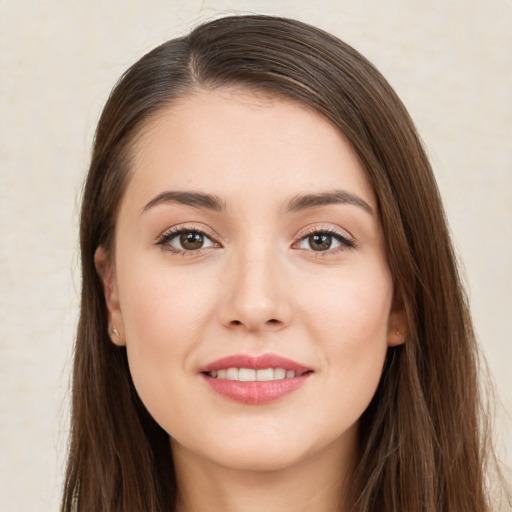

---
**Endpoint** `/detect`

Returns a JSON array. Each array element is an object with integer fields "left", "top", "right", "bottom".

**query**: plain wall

[{"left": 1, "top": 1, "right": 510, "bottom": 510}]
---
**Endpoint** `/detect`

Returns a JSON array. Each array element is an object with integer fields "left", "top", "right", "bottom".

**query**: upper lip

[{"left": 200, "top": 353, "right": 312, "bottom": 373}]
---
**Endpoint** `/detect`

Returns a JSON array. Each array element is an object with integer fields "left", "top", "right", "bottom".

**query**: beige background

[{"left": 1, "top": 1, "right": 510, "bottom": 510}]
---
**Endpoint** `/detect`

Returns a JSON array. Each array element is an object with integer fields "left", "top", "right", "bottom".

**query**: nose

[{"left": 217, "top": 244, "right": 292, "bottom": 332}]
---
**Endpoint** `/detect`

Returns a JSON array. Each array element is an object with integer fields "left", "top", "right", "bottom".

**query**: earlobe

[
  {"left": 94, "top": 246, "right": 126, "bottom": 347},
  {"left": 387, "top": 302, "right": 408, "bottom": 347}
]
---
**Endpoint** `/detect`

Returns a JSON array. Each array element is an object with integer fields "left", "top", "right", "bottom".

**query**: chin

[
  {"left": 204, "top": 443, "right": 310, "bottom": 472},
  {"left": 174, "top": 422, "right": 355, "bottom": 474}
]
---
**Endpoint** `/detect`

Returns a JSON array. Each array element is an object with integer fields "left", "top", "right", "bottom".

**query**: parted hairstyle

[{"left": 62, "top": 14, "right": 500, "bottom": 512}]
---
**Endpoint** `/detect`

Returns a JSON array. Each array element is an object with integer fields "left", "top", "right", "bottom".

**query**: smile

[
  {"left": 207, "top": 368, "right": 308, "bottom": 381},
  {"left": 200, "top": 354, "right": 313, "bottom": 404}
]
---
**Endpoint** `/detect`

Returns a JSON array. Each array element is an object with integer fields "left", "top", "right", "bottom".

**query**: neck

[{"left": 171, "top": 429, "right": 357, "bottom": 512}]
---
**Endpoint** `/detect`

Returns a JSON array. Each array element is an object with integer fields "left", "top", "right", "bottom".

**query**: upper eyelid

[
  {"left": 294, "top": 224, "right": 354, "bottom": 242},
  {"left": 157, "top": 224, "right": 219, "bottom": 243}
]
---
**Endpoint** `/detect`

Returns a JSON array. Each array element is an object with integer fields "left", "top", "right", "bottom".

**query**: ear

[
  {"left": 94, "top": 246, "right": 126, "bottom": 346},
  {"left": 387, "top": 295, "right": 408, "bottom": 347}
]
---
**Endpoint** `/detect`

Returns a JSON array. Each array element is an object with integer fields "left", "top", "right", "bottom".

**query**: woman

[{"left": 61, "top": 15, "right": 501, "bottom": 511}]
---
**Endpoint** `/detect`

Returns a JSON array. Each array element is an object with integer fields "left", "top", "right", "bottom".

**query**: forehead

[{"left": 124, "top": 88, "right": 376, "bottom": 210}]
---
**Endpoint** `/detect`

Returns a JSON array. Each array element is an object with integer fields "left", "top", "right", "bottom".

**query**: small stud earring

[{"left": 110, "top": 326, "right": 120, "bottom": 336}]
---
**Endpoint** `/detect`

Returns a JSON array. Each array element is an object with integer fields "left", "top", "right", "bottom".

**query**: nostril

[{"left": 230, "top": 319, "right": 279, "bottom": 326}]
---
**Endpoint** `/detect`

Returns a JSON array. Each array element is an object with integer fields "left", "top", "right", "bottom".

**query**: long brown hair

[{"left": 62, "top": 15, "right": 499, "bottom": 511}]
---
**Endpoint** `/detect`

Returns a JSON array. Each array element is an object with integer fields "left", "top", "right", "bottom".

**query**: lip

[
  {"left": 200, "top": 353, "right": 311, "bottom": 373},
  {"left": 200, "top": 353, "right": 313, "bottom": 405}
]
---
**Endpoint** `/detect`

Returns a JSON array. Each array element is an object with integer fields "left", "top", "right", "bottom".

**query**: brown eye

[
  {"left": 159, "top": 229, "right": 217, "bottom": 252},
  {"left": 180, "top": 231, "right": 205, "bottom": 250},
  {"left": 296, "top": 229, "right": 355, "bottom": 253},
  {"left": 308, "top": 234, "right": 332, "bottom": 251}
]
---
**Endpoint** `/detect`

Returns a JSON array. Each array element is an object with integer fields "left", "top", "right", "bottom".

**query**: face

[{"left": 96, "top": 89, "right": 406, "bottom": 472}]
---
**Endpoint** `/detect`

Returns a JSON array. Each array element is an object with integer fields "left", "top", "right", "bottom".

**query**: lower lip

[{"left": 202, "top": 373, "right": 312, "bottom": 404}]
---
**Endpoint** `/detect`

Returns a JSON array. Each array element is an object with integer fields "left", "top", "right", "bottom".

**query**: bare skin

[{"left": 172, "top": 433, "right": 356, "bottom": 512}]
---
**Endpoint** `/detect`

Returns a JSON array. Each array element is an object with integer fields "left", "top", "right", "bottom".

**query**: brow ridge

[
  {"left": 285, "top": 190, "right": 373, "bottom": 214},
  {"left": 142, "top": 189, "right": 372, "bottom": 215},
  {"left": 142, "top": 191, "right": 225, "bottom": 213}
]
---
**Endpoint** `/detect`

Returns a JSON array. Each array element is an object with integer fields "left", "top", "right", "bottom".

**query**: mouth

[
  {"left": 206, "top": 367, "right": 310, "bottom": 381},
  {"left": 200, "top": 354, "right": 313, "bottom": 404}
]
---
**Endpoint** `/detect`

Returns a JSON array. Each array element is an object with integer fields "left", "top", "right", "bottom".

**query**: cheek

[
  {"left": 299, "top": 265, "right": 392, "bottom": 409},
  {"left": 301, "top": 263, "right": 392, "bottom": 347},
  {"left": 118, "top": 257, "right": 218, "bottom": 345},
  {"left": 115, "top": 261, "right": 219, "bottom": 413}
]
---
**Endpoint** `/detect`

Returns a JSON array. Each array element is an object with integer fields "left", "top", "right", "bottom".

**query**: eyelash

[
  {"left": 155, "top": 225, "right": 356, "bottom": 256},
  {"left": 156, "top": 226, "right": 219, "bottom": 255},
  {"left": 294, "top": 226, "right": 356, "bottom": 255}
]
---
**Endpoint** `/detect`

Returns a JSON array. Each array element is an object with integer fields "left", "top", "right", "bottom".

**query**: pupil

[
  {"left": 180, "top": 232, "right": 204, "bottom": 250},
  {"left": 310, "top": 234, "right": 331, "bottom": 251}
]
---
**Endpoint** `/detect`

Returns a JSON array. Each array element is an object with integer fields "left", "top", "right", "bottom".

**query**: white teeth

[
  {"left": 239, "top": 368, "right": 256, "bottom": 381},
  {"left": 209, "top": 367, "right": 301, "bottom": 381},
  {"left": 256, "top": 368, "right": 274, "bottom": 381},
  {"left": 226, "top": 367, "right": 239, "bottom": 381},
  {"left": 274, "top": 368, "right": 286, "bottom": 380}
]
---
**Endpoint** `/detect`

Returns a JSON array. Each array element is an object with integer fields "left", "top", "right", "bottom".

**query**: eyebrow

[
  {"left": 142, "top": 191, "right": 225, "bottom": 213},
  {"left": 141, "top": 189, "right": 373, "bottom": 216},
  {"left": 285, "top": 190, "right": 374, "bottom": 215}
]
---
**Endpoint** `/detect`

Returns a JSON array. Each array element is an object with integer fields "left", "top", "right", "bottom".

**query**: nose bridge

[{"left": 219, "top": 234, "right": 290, "bottom": 331}]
